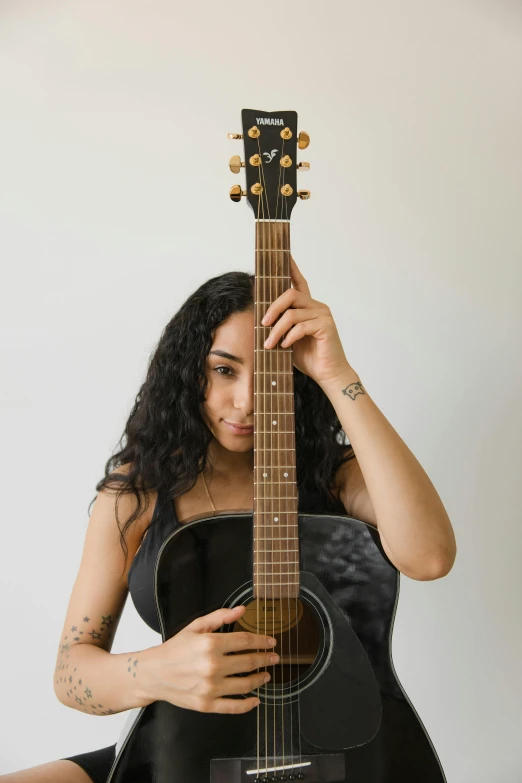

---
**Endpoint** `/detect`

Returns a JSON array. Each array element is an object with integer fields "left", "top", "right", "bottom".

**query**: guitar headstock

[{"left": 228, "top": 108, "right": 310, "bottom": 220}]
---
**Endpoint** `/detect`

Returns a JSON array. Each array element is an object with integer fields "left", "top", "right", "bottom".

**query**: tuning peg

[
  {"left": 229, "top": 184, "right": 246, "bottom": 202},
  {"left": 297, "top": 190, "right": 311, "bottom": 200},
  {"left": 298, "top": 131, "right": 310, "bottom": 149},
  {"left": 229, "top": 155, "right": 245, "bottom": 174},
  {"left": 228, "top": 133, "right": 243, "bottom": 139},
  {"left": 297, "top": 161, "right": 310, "bottom": 171}
]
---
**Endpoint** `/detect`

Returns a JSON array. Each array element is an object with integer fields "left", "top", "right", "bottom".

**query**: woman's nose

[{"left": 234, "top": 375, "right": 254, "bottom": 413}]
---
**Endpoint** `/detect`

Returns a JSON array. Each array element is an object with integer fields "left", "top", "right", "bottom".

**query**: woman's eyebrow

[{"left": 209, "top": 350, "right": 244, "bottom": 365}]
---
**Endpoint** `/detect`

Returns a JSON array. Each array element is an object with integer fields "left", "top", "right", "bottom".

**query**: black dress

[{"left": 61, "top": 483, "right": 342, "bottom": 782}]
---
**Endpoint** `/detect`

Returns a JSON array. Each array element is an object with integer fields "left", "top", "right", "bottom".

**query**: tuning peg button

[
  {"left": 228, "top": 133, "right": 243, "bottom": 139},
  {"left": 297, "top": 190, "right": 311, "bottom": 200},
  {"left": 297, "top": 162, "right": 310, "bottom": 171},
  {"left": 229, "top": 155, "right": 245, "bottom": 174},
  {"left": 229, "top": 184, "right": 246, "bottom": 202},
  {"left": 298, "top": 131, "right": 310, "bottom": 149}
]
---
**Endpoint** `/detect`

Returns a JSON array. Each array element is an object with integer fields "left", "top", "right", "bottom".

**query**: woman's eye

[{"left": 214, "top": 366, "right": 234, "bottom": 377}]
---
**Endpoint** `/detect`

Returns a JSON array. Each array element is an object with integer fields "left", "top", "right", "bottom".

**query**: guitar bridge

[{"left": 210, "top": 753, "right": 345, "bottom": 782}]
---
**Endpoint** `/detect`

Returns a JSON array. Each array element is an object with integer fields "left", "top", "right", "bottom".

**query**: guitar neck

[{"left": 253, "top": 218, "right": 299, "bottom": 599}]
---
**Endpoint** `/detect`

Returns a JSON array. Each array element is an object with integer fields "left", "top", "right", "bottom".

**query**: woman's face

[{"left": 202, "top": 310, "right": 255, "bottom": 454}]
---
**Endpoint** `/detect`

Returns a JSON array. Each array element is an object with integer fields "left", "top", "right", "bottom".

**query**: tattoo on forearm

[
  {"left": 54, "top": 613, "right": 118, "bottom": 715},
  {"left": 127, "top": 656, "right": 139, "bottom": 678},
  {"left": 341, "top": 381, "right": 365, "bottom": 400}
]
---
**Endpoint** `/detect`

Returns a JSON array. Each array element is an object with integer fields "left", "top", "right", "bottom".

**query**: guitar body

[{"left": 107, "top": 512, "right": 446, "bottom": 782}]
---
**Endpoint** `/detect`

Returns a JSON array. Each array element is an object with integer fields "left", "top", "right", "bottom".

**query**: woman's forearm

[
  {"left": 319, "top": 364, "right": 456, "bottom": 578},
  {"left": 53, "top": 641, "right": 160, "bottom": 716}
]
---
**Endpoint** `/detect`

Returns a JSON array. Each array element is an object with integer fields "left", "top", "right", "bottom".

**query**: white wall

[{"left": 1, "top": 1, "right": 521, "bottom": 780}]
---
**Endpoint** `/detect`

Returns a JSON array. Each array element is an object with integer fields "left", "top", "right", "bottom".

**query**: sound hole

[{"left": 231, "top": 598, "right": 321, "bottom": 686}]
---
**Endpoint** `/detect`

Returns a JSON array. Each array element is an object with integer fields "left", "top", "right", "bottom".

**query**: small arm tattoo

[
  {"left": 55, "top": 612, "right": 120, "bottom": 714},
  {"left": 341, "top": 380, "right": 365, "bottom": 400},
  {"left": 127, "top": 656, "right": 139, "bottom": 678}
]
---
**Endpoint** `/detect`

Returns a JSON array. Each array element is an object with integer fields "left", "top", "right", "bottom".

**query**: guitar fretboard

[{"left": 253, "top": 220, "right": 299, "bottom": 599}]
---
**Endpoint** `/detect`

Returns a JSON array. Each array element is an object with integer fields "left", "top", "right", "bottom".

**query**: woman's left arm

[
  {"left": 261, "top": 255, "right": 457, "bottom": 582},
  {"left": 319, "top": 365, "right": 457, "bottom": 581}
]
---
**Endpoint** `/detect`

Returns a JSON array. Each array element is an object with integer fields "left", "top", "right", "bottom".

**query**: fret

[
  {"left": 254, "top": 571, "right": 298, "bottom": 575},
  {"left": 254, "top": 495, "right": 297, "bottom": 499},
  {"left": 255, "top": 560, "right": 299, "bottom": 564},
  {"left": 253, "top": 481, "right": 296, "bottom": 484},
  {"left": 254, "top": 581, "right": 300, "bottom": 585},
  {"left": 254, "top": 537, "right": 299, "bottom": 541},
  {"left": 253, "top": 549, "right": 298, "bottom": 553},
  {"left": 254, "top": 392, "right": 293, "bottom": 395},
  {"left": 254, "top": 518, "right": 298, "bottom": 522}
]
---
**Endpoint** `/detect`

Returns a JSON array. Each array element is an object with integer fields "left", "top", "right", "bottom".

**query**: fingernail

[
  {"left": 261, "top": 315, "right": 268, "bottom": 324},
  {"left": 268, "top": 637, "right": 277, "bottom": 645}
]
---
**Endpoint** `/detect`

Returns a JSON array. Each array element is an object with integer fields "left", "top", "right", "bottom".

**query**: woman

[{"left": 2, "top": 258, "right": 456, "bottom": 782}]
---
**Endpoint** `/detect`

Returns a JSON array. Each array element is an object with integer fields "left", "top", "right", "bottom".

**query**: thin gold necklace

[
  {"left": 201, "top": 467, "right": 216, "bottom": 512},
  {"left": 201, "top": 466, "right": 254, "bottom": 513}
]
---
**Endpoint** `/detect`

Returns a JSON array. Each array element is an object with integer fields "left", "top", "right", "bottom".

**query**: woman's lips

[{"left": 224, "top": 420, "right": 254, "bottom": 435}]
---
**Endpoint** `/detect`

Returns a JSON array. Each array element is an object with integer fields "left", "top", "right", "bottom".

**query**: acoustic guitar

[{"left": 107, "top": 108, "right": 446, "bottom": 782}]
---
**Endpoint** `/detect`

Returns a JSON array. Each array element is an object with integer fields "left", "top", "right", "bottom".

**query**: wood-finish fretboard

[{"left": 253, "top": 220, "right": 299, "bottom": 599}]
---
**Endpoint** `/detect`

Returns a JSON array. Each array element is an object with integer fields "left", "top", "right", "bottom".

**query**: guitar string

[
  {"left": 258, "top": 142, "right": 277, "bottom": 779},
  {"left": 276, "top": 147, "right": 290, "bottom": 777},
  {"left": 282, "top": 151, "right": 302, "bottom": 777},
  {"left": 256, "top": 131, "right": 300, "bottom": 779},
  {"left": 257, "top": 138, "right": 273, "bottom": 779},
  {"left": 255, "top": 152, "right": 262, "bottom": 779}
]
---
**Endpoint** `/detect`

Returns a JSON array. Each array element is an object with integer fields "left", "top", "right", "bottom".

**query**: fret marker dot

[
  {"left": 274, "top": 517, "right": 279, "bottom": 522},
  {"left": 263, "top": 472, "right": 267, "bottom": 478},
  {"left": 272, "top": 420, "right": 277, "bottom": 426},
  {"left": 284, "top": 472, "right": 288, "bottom": 477},
  {"left": 272, "top": 381, "right": 276, "bottom": 386}
]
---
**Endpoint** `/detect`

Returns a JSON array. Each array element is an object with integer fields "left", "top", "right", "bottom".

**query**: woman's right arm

[
  {"left": 53, "top": 470, "right": 159, "bottom": 716},
  {"left": 54, "top": 469, "right": 285, "bottom": 717}
]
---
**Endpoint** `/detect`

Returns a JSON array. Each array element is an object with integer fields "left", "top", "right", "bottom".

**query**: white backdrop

[{"left": 1, "top": 2, "right": 521, "bottom": 780}]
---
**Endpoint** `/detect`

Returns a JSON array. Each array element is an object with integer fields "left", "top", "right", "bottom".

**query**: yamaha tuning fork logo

[{"left": 255, "top": 118, "right": 284, "bottom": 163}]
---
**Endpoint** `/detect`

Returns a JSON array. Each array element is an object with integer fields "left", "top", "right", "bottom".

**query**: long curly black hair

[{"left": 89, "top": 271, "right": 354, "bottom": 571}]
